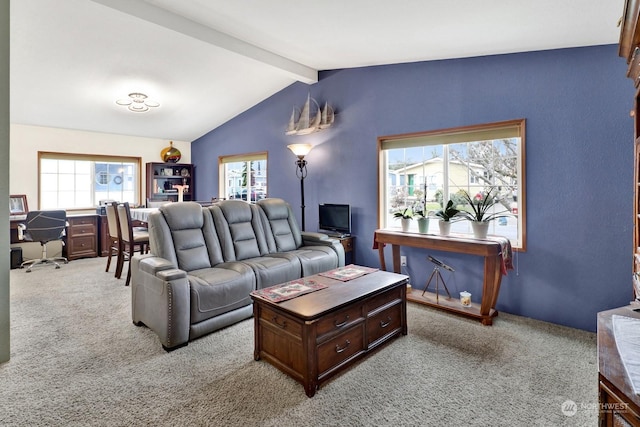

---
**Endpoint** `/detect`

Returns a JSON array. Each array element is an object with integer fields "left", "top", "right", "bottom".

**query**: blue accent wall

[{"left": 192, "top": 44, "right": 632, "bottom": 331}]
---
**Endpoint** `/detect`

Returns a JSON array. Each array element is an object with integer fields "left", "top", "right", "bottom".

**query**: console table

[{"left": 373, "top": 229, "right": 505, "bottom": 325}]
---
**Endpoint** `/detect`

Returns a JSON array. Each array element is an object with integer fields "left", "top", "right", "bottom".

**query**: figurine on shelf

[{"left": 173, "top": 184, "right": 189, "bottom": 203}]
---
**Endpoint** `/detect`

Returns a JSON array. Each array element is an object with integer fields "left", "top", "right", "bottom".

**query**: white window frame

[
  {"left": 38, "top": 152, "right": 142, "bottom": 210},
  {"left": 378, "top": 119, "right": 526, "bottom": 250},
  {"left": 218, "top": 151, "right": 268, "bottom": 203}
]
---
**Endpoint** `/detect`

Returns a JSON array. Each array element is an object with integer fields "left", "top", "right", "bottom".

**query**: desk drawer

[{"left": 69, "top": 223, "right": 96, "bottom": 237}]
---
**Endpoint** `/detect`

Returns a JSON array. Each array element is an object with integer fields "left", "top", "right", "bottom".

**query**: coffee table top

[{"left": 252, "top": 270, "right": 408, "bottom": 321}]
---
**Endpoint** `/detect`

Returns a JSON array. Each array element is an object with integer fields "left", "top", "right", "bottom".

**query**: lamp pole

[{"left": 287, "top": 144, "right": 313, "bottom": 231}]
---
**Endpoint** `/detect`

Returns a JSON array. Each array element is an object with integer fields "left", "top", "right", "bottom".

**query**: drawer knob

[
  {"left": 380, "top": 316, "right": 392, "bottom": 328},
  {"left": 334, "top": 315, "right": 350, "bottom": 328},
  {"left": 272, "top": 317, "right": 287, "bottom": 329},
  {"left": 335, "top": 339, "right": 351, "bottom": 354}
]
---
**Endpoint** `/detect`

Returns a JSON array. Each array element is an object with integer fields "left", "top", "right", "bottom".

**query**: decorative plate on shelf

[{"left": 180, "top": 168, "right": 189, "bottom": 177}]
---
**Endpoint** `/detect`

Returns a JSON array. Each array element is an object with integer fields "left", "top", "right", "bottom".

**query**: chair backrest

[
  {"left": 22, "top": 210, "right": 67, "bottom": 244},
  {"left": 257, "top": 198, "right": 302, "bottom": 252},
  {"left": 116, "top": 202, "right": 135, "bottom": 245},
  {"left": 146, "top": 198, "right": 172, "bottom": 208},
  {"left": 210, "top": 200, "right": 269, "bottom": 262},
  {"left": 148, "top": 201, "right": 223, "bottom": 271},
  {"left": 105, "top": 202, "right": 120, "bottom": 239}
]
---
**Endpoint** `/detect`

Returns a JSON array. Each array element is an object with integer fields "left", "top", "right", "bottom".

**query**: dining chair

[
  {"left": 116, "top": 202, "right": 150, "bottom": 286},
  {"left": 104, "top": 202, "right": 121, "bottom": 276}
]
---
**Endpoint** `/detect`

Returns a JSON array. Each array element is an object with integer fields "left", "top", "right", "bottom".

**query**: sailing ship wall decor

[{"left": 286, "top": 94, "right": 334, "bottom": 136}]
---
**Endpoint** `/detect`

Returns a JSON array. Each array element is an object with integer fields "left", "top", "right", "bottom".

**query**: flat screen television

[{"left": 318, "top": 203, "right": 351, "bottom": 237}]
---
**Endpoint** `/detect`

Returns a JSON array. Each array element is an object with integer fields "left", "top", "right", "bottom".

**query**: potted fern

[
  {"left": 433, "top": 200, "right": 460, "bottom": 236},
  {"left": 458, "top": 188, "right": 511, "bottom": 238}
]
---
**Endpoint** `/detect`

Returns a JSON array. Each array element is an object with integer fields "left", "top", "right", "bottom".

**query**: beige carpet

[{"left": 2, "top": 257, "right": 598, "bottom": 426}]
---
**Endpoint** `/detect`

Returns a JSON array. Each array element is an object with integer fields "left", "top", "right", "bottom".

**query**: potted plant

[
  {"left": 412, "top": 188, "right": 430, "bottom": 234},
  {"left": 393, "top": 207, "right": 413, "bottom": 232},
  {"left": 458, "top": 188, "right": 511, "bottom": 239},
  {"left": 433, "top": 200, "right": 460, "bottom": 236}
]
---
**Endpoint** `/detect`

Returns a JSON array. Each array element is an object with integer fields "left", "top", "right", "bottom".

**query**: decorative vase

[
  {"left": 417, "top": 217, "right": 429, "bottom": 234},
  {"left": 161, "top": 141, "right": 181, "bottom": 163},
  {"left": 400, "top": 218, "right": 411, "bottom": 232},
  {"left": 471, "top": 221, "right": 489, "bottom": 239},
  {"left": 438, "top": 220, "right": 451, "bottom": 236}
]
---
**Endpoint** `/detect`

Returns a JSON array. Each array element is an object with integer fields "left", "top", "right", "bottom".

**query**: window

[
  {"left": 219, "top": 152, "right": 268, "bottom": 202},
  {"left": 39, "top": 152, "right": 141, "bottom": 210},
  {"left": 378, "top": 119, "right": 526, "bottom": 250}
]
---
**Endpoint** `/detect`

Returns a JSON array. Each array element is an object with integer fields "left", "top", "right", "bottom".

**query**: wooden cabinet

[
  {"left": 620, "top": 0, "right": 640, "bottom": 301},
  {"left": 338, "top": 236, "right": 355, "bottom": 264},
  {"left": 146, "top": 162, "right": 194, "bottom": 203},
  {"left": 66, "top": 215, "right": 98, "bottom": 260}
]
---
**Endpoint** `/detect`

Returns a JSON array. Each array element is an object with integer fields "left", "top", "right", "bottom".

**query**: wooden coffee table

[{"left": 252, "top": 269, "right": 408, "bottom": 397}]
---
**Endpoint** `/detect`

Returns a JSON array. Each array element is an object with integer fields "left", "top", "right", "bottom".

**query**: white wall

[
  {"left": 10, "top": 124, "right": 191, "bottom": 209},
  {"left": 1, "top": 0, "right": 10, "bottom": 363}
]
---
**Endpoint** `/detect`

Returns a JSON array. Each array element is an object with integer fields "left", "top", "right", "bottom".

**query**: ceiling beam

[{"left": 89, "top": 0, "right": 318, "bottom": 84}]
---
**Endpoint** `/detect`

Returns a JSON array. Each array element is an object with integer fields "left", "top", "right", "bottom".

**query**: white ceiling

[{"left": 10, "top": 0, "right": 625, "bottom": 142}]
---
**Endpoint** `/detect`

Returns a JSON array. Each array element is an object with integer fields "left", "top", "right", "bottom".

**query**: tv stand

[{"left": 326, "top": 232, "right": 350, "bottom": 238}]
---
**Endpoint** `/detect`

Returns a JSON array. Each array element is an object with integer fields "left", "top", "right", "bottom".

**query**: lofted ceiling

[{"left": 10, "top": 0, "right": 624, "bottom": 142}]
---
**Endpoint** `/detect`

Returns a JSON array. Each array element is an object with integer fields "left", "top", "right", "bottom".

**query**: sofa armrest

[
  {"left": 301, "top": 232, "right": 345, "bottom": 266},
  {"left": 131, "top": 254, "right": 190, "bottom": 350}
]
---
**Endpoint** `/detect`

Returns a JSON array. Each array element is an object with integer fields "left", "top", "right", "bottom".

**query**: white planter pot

[
  {"left": 401, "top": 218, "right": 411, "bottom": 232},
  {"left": 438, "top": 220, "right": 451, "bottom": 236},
  {"left": 471, "top": 221, "right": 489, "bottom": 239}
]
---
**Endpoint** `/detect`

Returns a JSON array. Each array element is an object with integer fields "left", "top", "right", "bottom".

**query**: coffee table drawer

[
  {"left": 317, "top": 324, "right": 365, "bottom": 374},
  {"left": 316, "top": 304, "right": 363, "bottom": 339},
  {"left": 365, "top": 286, "right": 403, "bottom": 312},
  {"left": 260, "top": 306, "right": 303, "bottom": 337},
  {"left": 367, "top": 303, "right": 402, "bottom": 345}
]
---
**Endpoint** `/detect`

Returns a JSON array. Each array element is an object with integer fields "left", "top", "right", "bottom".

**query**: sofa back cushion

[
  {"left": 210, "top": 200, "right": 269, "bottom": 262},
  {"left": 149, "top": 202, "right": 223, "bottom": 271},
  {"left": 257, "top": 198, "right": 302, "bottom": 252}
]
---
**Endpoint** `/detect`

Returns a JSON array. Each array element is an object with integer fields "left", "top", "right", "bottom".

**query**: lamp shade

[{"left": 287, "top": 144, "right": 313, "bottom": 158}]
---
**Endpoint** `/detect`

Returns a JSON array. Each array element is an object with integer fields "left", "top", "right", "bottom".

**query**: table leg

[
  {"left": 377, "top": 242, "right": 386, "bottom": 271},
  {"left": 480, "top": 255, "right": 502, "bottom": 325},
  {"left": 391, "top": 245, "right": 401, "bottom": 274}
]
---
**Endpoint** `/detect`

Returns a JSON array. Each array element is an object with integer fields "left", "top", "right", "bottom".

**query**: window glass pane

[
  {"left": 219, "top": 153, "right": 267, "bottom": 203},
  {"left": 39, "top": 153, "right": 140, "bottom": 209},
  {"left": 379, "top": 120, "right": 525, "bottom": 249}
]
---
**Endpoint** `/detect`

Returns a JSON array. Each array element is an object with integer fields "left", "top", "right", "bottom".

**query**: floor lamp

[{"left": 287, "top": 143, "right": 313, "bottom": 231}]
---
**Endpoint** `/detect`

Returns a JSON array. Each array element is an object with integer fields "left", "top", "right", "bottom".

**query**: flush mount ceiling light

[{"left": 115, "top": 92, "right": 160, "bottom": 113}]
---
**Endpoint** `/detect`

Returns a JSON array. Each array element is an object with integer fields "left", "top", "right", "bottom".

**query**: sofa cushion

[
  {"left": 210, "top": 201, "right": 270, "bottom": 261},
  {"left": 187, "top": 264, "right": 255, "bottom": 324},
  {"left": 258, "top": 198, "right": 338, "bottom": 276}
]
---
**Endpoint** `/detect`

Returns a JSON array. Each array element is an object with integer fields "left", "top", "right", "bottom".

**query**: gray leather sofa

[{"left": 131, "top": 198, "right": 345, "bottom": 350}]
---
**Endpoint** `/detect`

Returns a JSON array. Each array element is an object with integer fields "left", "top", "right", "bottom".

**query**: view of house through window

[
  {"left": 378, "top": 119, "right": 526, "bottom": 249},
  {"left": 219, "top": 152, "right": 268, "bottom": 202},
  {"left": 39, "top": 152, "right": 141, "bottom": 210}
]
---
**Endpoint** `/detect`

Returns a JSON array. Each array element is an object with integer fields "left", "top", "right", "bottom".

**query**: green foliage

[
  {"left": 393, "top": 207, "right": 413, "bottom": 220},
  {"left": 433, "top": 200, "right": 460, "bottom": 222},
  {"left": 458, "top": 188, "right": 511, "bottom": 222}
]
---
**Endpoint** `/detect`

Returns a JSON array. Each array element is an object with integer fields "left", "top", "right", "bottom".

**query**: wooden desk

[{"left": 374, "top": 229, "right": 505, "bottom": 325}]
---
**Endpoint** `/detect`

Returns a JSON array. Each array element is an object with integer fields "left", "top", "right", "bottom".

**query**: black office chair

[{"left": 18, "top": 210, "right": 68, "bottom": 272}]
